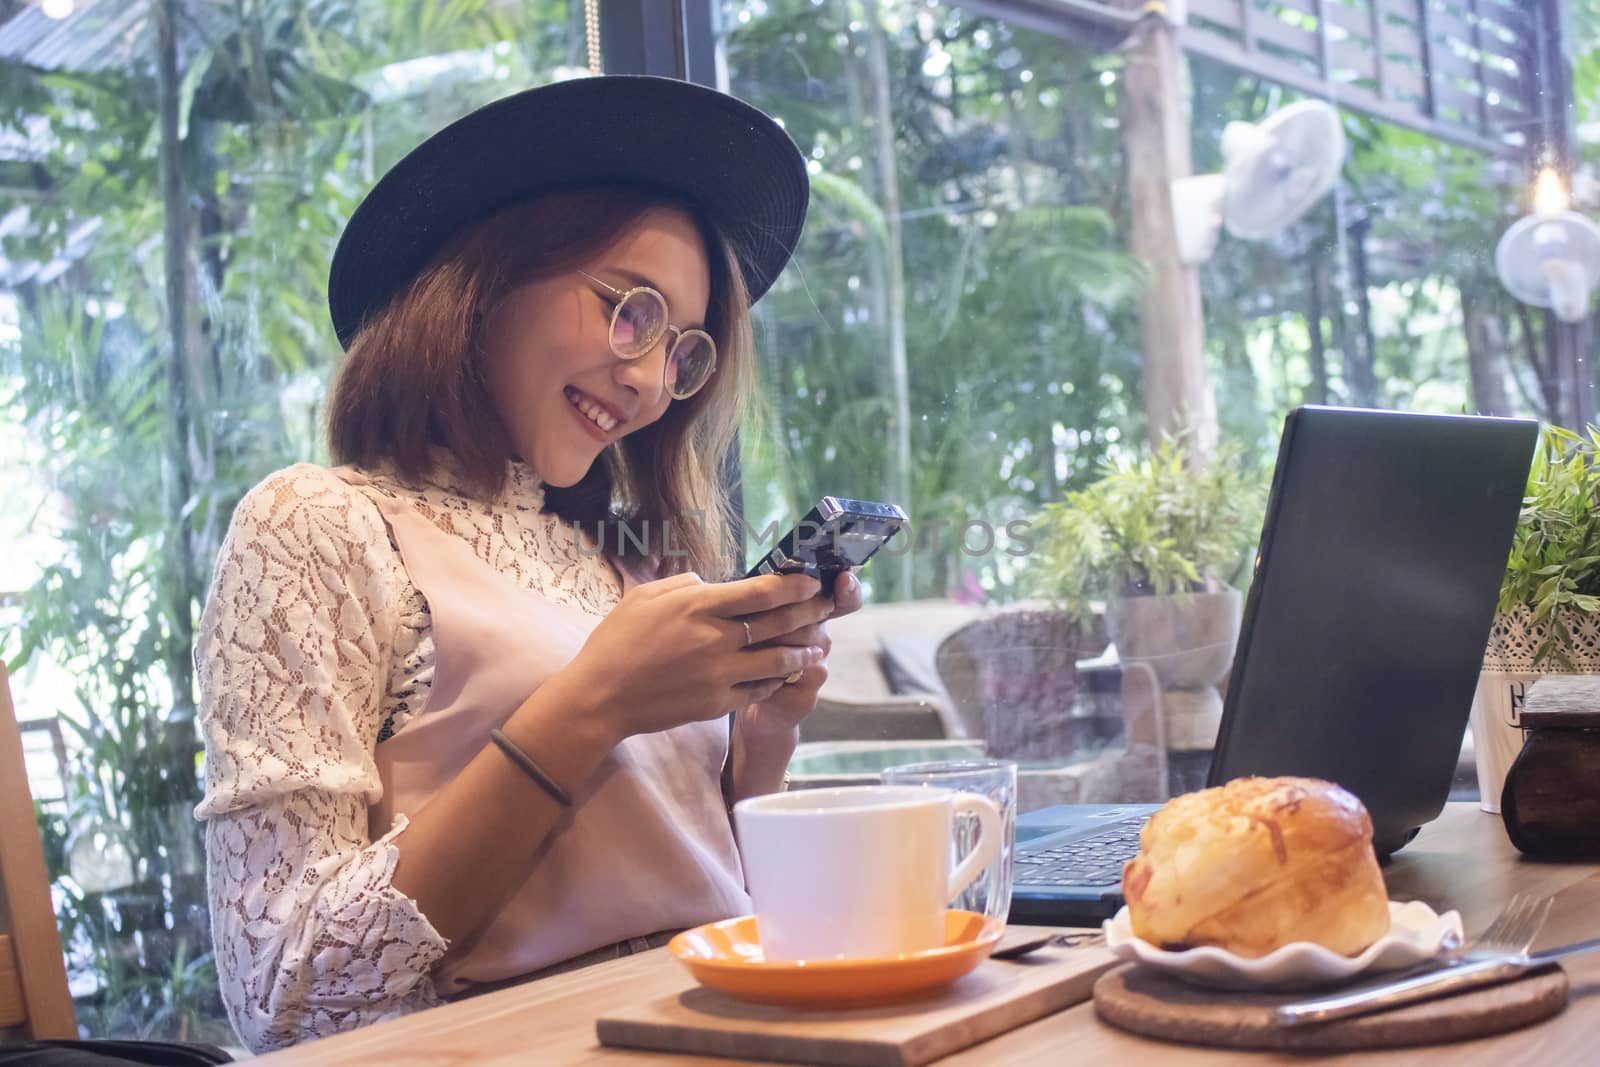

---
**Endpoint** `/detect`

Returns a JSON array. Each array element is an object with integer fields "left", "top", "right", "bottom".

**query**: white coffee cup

[
  {"left": 733, "top": 785, "right": 1002, "bottom": 961},
  {"left": 1468, "top": 670, "right": 1532, "bottom": 814}
]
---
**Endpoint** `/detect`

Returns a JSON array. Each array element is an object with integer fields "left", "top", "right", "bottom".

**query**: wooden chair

[
  {"left": 935, "top": 608, "right": 1108, "bottom": 748},
  {"left": 0, "top": 659, "right": 77, "bottom": 1040},
  {"left": 936, "top": 609, "right": 1170, "bottom": 805}
]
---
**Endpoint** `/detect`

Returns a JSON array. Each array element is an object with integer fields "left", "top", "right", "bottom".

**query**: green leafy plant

[
  {"left": 1026, "top": 438, "right": 1265, "bottom": 625},
  {"left": 1497, "top": 424, "right": 1600, "bottom": 668}
]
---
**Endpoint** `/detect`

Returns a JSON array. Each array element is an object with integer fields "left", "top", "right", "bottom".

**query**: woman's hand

[
  {"left": 729, "top": 570, "right": 864, "bottom": 800},
  {"left": 739, "top": 569, "right": 865, "bottom": 734},
  {"left": 561, "top": 571, "right": 833, "bottom": 744}
]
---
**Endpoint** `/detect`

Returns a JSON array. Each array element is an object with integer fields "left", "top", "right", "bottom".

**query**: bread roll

[{"left": 1121, "top": 776, "right": 1391, "bottom": 958}]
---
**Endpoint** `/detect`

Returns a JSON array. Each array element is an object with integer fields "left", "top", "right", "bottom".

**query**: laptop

[{"left": 1007, "top": 406, "right": 1539, "bottom": 926}]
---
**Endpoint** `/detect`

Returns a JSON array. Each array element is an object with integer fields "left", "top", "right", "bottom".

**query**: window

[
  {"left": 1, "top": 0, "right": 1588, "bottom": 1044},
  {"left": 1, "top": 0, "right": 578, "bottom": 1040},
  {"left": 721, "top": 0, "right": 1565, "bottom": 805}
]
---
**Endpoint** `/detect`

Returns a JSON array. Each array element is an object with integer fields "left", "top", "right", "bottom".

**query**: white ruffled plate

[{"left": 1103, "top": 900, "right": 1464, "bottom": 991}]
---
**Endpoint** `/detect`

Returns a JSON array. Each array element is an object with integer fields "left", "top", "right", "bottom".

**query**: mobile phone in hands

[{"left": 745, "top": 496, "right": 908, "bottom": 590}]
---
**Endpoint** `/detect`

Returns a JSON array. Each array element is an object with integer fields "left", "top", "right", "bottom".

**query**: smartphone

[{"left": 745, "top": 496, "right": 909, "bottom": 588}]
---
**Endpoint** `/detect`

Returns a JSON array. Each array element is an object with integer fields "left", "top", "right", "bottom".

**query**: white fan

[
  {"left": 1495, "top": 210, "right": 1600, "bottom": 324},
  {"left": 1171, "top": 101, "right": 1347, "bottom": 264}
]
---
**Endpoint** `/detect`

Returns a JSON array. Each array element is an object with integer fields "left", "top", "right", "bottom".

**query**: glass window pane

[
  {"left": 1, "top": 0, "right": 578, "bottom": 1042},
  {"left": 722, "top": 1, "right": 1550, "bottom": 812}
]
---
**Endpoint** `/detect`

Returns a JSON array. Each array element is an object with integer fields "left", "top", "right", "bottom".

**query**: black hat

[{"left": 327, "top": 75, "right": 809, "bottom": 349}]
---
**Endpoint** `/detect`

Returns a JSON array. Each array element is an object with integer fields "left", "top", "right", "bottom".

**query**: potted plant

[
  {"left": 1026, "top": 438, "right": 1264, "bottom": 789},
  {"left": 1474, "top": 424, "right": 1600, "bottom": 812}
]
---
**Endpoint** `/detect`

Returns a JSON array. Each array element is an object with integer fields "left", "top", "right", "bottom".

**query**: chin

[
  {"left": 528, "top": 445, "right": 601, "bottom": 489},
  {"left": 533, "top": 462, "right": 586, "bottom": 489}
]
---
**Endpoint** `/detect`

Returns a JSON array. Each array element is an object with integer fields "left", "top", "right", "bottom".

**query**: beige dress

[{"left": 194, "top": 457, "right": 748, "bottom": 1053}]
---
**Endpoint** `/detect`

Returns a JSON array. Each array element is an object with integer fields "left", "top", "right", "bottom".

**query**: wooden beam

[
  {"left": 1469, "top": 0, "right": 1491, "bottom": 137},
  {"left": 0, "top": 663, "right": 76, "bottom": 1040},
  {"left": 1119, "top": 1, "right": 1216, "bottom": 454},
  {"left": 953, "top": 1, "right": 1530, "bottom": 159},
  {"left": 1313, "top": 0, "right": 1333, "bottom": 85},
  {"left": 1368, "top": 0, "right": 1389, "bottom": 100},
  {"left": 1416, "top": 0, "right": 1440, "bottom": 123},
  {"left": 1179, "top": 26, "right": 1521, "bottom": 157},
  {"left": 1249, "top": 11, "right": 1320, "bottom": 60},
  {"left": 951, "top": 0, "right": 1136, "bottom": 52},
  {"left": 0, "top": 936, "right": 24, "bottom": 1029},
  {"left": 1188, "top": 0, "right": 1245, "bottom": 33}
]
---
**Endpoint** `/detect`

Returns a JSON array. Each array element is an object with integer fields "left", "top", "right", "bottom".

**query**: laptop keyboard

[{"left": 1013, "top": 820, "right": 1147, "bottom": 888}]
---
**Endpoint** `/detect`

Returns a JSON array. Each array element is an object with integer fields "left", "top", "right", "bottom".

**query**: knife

[{"left": 1272, "top": 936, "right": 1600, "bottom": 1027}]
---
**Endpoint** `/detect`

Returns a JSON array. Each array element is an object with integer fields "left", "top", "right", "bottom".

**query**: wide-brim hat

[{"left": 327, "top": 75, "right": 809, "bottom": 349}]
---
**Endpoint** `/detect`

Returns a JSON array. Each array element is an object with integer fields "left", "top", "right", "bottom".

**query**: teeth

[{"left": 566, "top": 388, "right": 617, "bottom": 432}]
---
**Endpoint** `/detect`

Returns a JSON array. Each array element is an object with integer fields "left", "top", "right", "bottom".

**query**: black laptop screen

[{"left": 1207, "top": 407, "right": 1537, "bottom": 854}]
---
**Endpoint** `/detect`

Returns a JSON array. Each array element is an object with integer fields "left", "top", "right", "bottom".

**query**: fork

[{"left": 1272, "top": 892, "right": 1555, "bottom": 1027}]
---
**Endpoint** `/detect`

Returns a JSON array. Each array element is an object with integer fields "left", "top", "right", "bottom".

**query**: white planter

[
  {"left": 1109, "top": 588, "right": 1242, "bottom": 689},
  {"left": 1109, "top": 588, "right": 1242, "bottom": 755},
  {"left": 1472, "top": 607, "right": 1600, "bottom": 813}
]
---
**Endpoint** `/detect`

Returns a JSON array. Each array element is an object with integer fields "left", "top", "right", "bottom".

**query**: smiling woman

[
  {"left": 327, "top": 187, "right": 746, "bottom": 578},
  {"left": 190, "top": 76, "right": 865, "bottom": 1054},
  {"left": 479, "top": 204, "right": 715, "bottom": 490}
]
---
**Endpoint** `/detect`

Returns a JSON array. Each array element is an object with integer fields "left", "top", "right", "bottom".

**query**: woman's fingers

[
  {"left": 703, "top": 573, "right": 821, "bottom": 617},
  {"left": 726, "top": 643, "right": 823, "bottom": 685},
  {"left": 829, "top": 570, "right": 864, "bottom": 618},
  {"left": 737, "top": 596, "right": 834, "bottom": 647},
  {"left": 634, "top": 571, "right": 704, "bottom": 599},
  {"left": 733, "top": 658, "right": 828, "bottom": 705},
  {"left": 757, "top": 621, "right": 829, "bottom": 650}
]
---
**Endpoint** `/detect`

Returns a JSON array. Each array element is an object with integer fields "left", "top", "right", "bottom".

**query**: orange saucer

[{"left": 667, "top": 910, "right": 1005, "bottom": 1008}]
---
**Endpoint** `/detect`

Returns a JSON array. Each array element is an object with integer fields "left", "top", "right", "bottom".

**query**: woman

[{"left": 194, "top": 76, "right": 859, "bottom": 1053}]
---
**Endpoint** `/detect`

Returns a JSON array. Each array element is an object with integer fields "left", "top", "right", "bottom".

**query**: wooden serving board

[
  {"left": 596, "top": 945, "right": 1117, "bottom": 1067},
  {"left": 1092, "top": 962, "right": 1569, "bottom": 1052}
]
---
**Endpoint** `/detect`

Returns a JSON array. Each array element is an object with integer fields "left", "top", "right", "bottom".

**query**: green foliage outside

[
  {"left": 729, "top": 4, "right": 1146, "bottom": 600},
  {"left": 1497, "top": 425, "right": 1600, "bottom": 669},
  {"left": 0, "top": 0, "right": 1589, "bottom": 1042},
  {"left": 1024, "top": 438, "right": 1265, "bottom": 626}
]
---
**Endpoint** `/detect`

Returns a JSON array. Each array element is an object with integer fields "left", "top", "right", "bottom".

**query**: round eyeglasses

[{"left": 578, "top": 271, "right": 718, "bottom": 400}]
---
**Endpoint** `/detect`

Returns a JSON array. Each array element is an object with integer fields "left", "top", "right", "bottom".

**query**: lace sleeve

[{"left": 194, "top": 466, "right": 449, "bottom": 1052}]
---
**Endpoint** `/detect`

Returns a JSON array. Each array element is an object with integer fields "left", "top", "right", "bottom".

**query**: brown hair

[{"left": 326, "top": 185, "right": 756, "bottom": 579}]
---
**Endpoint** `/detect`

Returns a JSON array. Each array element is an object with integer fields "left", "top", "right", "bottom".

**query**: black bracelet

[{"left": 488, "top": 728, "right": 574, "bottom": 807}]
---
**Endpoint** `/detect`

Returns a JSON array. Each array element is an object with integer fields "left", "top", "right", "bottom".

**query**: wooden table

[{"left": 254, "top": 804, "right": 1600, "bottom": 1065}]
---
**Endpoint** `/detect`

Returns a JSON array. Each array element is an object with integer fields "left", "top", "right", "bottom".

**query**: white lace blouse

[{"left": 193, "top": 458, "right": 632, "bottom": 1052}]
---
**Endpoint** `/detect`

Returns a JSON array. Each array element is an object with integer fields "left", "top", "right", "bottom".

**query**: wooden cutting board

[
  {"left": 1092, "top": 962, "right": 1570, "bottom": 1051},
  {"left": 596, "top": 945, "right": 1117, "bottom": 1067}
]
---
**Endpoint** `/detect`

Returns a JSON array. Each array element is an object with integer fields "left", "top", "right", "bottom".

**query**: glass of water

[{"left": 880, "top": 758, "right": 1018, "bottom": 922}]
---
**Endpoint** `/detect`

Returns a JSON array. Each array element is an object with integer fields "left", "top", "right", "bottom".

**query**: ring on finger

[
  {"left": 742, "top": 620, "right": 754, "bottom": 647},
  {"left": 784, "top": 670, "right": 804, "bottom": 684}
]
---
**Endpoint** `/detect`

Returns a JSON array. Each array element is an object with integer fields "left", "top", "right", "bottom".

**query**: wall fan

[
  {"left": 1172, "top": 100, "right": 1347, "bottom": 264},
  {"left": 1495, "top": 171, "right": 1600, "bottom": 324}
]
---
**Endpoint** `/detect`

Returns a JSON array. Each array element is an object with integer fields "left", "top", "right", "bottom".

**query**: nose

[{"left": 612, "top": 335, "right": 670, "bottom": 406}]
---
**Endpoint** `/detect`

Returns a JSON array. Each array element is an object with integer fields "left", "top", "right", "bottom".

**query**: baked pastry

[{"left": 1121, "top": 776, "right": 1391, "bottom": 958}]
